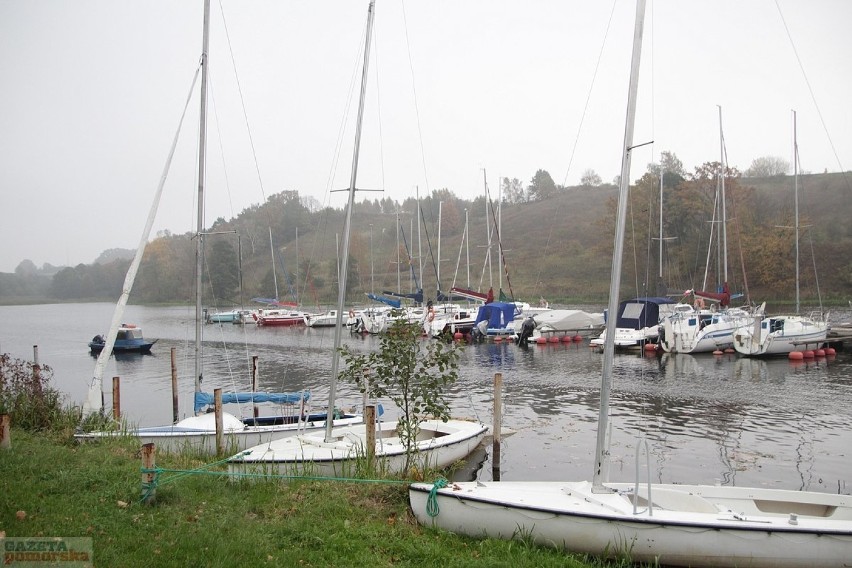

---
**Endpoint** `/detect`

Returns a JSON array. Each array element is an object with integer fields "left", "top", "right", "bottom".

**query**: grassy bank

[{"left": 0, "top": 429, "right": 617, "bottom": 567}]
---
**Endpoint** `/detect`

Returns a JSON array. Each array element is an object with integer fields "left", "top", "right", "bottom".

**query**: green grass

[{"left": 0, "top": 428, "right": 627, "bottom": 567}]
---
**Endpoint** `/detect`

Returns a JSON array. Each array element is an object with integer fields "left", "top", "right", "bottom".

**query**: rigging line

[
  {"left": 530, "top": 195, "right": 560, "bottom": 300},
  {"left": 561, "top": 0, "right": 618, "bottom": 186},
  {"left": 216, "top": 0, "right": 269, "bottom": 206},
  {"left": 774, "top": 0, "right": 851, "bottom": 190},
  {"left": 485, "top": 194, "right": 515, "bottom": 301},
  {"left": 797, "top": 171, "right": 824, "bottom": 311},
  {"left": 399, "top": 0, "right": 430, "bottom": 193},
  {"left": 372, "top": 15, "right": 387, "bottom": 192},
  {"left": 644, "top": 177, "right": 654, "bottom": 294},
  {"left": 301, "top": 23, "right": 367, "bottom": 316},
  {"left": 208, "top": 73, "right": 236, "bottom": 220},
  {"left": 417, "top": 201, "right": 440, "bottom": 293}
]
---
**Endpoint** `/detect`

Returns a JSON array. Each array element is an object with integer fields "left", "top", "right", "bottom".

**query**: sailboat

[
  {"left": 227, "top": 0, "right": 485, "bottom": 478},
  {"left": 76, "top": 0, "right": 362, "bottom": 454},
  {"left": 659, "top": 107, "right": 751, "bottom": 354},
  {"left": 408, "top": 3, "right": 852, "bottom": 566},
  {"left": 732, "top": 111, "right": 829, "bottom": 357}
]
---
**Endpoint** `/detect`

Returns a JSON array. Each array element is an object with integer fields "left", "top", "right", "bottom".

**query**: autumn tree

[
  {"left": 501, "top": 177, "right": 526, "bottom": 203},
  {"left": 580, "top": 169, "right": 602, "bottom": 187},
  {"left": 744, "top": 156, "right": 789, "bottom": 177}
]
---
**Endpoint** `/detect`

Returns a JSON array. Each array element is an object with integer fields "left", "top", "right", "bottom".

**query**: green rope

[
  {"left": 426, "top": 477, "right": 448, "bottom": 517},
  {"left": 140, "top": 467, "right": 162, "bottom": 504}
]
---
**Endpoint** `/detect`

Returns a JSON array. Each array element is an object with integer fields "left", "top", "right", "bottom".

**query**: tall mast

[
  {"left": 465, "top": 208, "right": 470, "bottom": 289},
  {"left": 396, "top": 211, "right": 401, "bottom": 292},
  {"left": 194, "top": 0, "right": 211, "bottom": 396},
  {"left": 325, "top": 0, "right": 375, "bottom": 442},
  {"left": 793, "top": 109, "right": 800, "bottom": 314},
  {"left": 658, "top": 168, "right": 663, "bottom": 282},
  {"left": 718, "top": 105, "right": 728, "bottom": 284},
  {"left": 593, "top": 0, "right": 646, "bottom": 491},
  {"left": 437, "top": 201, "right": 443, "bottom": 294},
  {"left": 416, "top": 185, "right": 423, "bottom": 298}
]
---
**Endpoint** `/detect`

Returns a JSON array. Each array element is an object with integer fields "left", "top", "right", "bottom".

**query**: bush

[{"left": 0, "top": 353, "right": 66, "bottom": 431}]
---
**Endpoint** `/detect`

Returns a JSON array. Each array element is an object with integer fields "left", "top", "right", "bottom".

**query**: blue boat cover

[
  {"left": 382, "top": 289, "right": 424, "bottom": 304},
  {"left": 366, "top": 293, "right": 402, "bottom": 308},
  {"left": 613, "top": 297, "right": 675, "bottom": 330},
  {"left": 194, "top": 391, "right": 309, "bottom": 414},
  {"left": 473, "top": 302, "right": 517, "bottom": 330}
]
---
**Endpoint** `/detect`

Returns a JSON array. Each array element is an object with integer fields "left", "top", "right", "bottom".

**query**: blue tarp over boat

[
  {"left": 366, "top": 293, "right": 402, "bottom": 308},
  {"left": 473, "top": 302, "right": 517, "bottom": 332},
  {"left": 194, "top": 391, "right": 309, "bottom": 414}
]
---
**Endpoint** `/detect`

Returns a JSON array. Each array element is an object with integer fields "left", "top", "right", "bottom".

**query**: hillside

[{"left": 4, "top": 172, "right": 851, "bottom": 306}]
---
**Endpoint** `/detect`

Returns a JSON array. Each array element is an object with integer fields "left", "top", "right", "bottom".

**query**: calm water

[{"left": 2, "top": 303, "right": 850, "bottom": 494}]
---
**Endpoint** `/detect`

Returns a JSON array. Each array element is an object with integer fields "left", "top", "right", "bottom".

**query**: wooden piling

[
  {"left": 492, "top": 372, "right": 502, "bottom": 481},
  {"left": 0, "top": 414, "right": 11, "bottom": 450},
  {"left": 32, "top": 345, "right": 42, "bottom": 397},
  {"left": 365, "top": 404, "right": 376, "bottom": 464},
  {"left": 141, "top": 443, "right": 156, "bottom": 504},
  {"left": 171, "top": 348, "right": 178, "bottom": 423},
  {"left": 214, "top": 388, "right": 223, "bottom": 456},
  {"left": 112, "top": 377, "right": 121, "bottom": 420},
  {"left": 251, "top": 356, "right": 259, "bottom": 418}
]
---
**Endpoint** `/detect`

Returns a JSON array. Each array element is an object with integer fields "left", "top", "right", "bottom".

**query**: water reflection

[{"left": 1, "top": 303, "right": 850, "bottom": 494}]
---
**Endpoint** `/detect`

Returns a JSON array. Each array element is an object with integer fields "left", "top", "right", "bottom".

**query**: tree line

[{"left": 2, "top": 158, "right": 850, "bottom": 307}]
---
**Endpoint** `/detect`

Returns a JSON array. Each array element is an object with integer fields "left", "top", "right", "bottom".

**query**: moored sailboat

[
  {"left": 76, "top": 0, "right": 362, "bottom": 453},
  {"left": 733, "top": 111, "right": 828, "bottom": 357}
]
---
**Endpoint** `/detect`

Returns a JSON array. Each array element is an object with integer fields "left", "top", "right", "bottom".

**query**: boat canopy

[
  {"left": 194, "top": 391, "right": 309, "bottom": 414},
  {"left": 473, "top": 302, "right": 517, "bottom": 330},
  {"left": 446, "top": 287, "right": 487, "bottom": 303},
  {"left": 366, "top": 293, "right": 401, "bottom": 308},
  {"left": 693, "top": 282, "right": 731, "bottom": 307},
  {"left": 613, "top": 297, "right": 675, "bottom": 330},
  {"left": 381, "top": 289, "right": 424, "bottom": 305}
]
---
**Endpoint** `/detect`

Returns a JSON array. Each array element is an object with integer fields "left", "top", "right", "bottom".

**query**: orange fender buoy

[{"left": 788, "top": 351, "right": 804, "bottom": 360}]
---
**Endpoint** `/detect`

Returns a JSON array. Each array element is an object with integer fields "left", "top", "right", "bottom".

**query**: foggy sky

[{"left": 1, "top": 0, "right": 850, "bottom": 273}]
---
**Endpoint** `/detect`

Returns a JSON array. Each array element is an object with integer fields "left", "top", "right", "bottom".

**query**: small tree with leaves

[{"left": 338, "top": 314, "right": 460, "bottom": 472}]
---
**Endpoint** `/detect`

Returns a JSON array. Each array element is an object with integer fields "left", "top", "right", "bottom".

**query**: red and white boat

[{"left": 251, "top": 301, "right": 311, "bottom": 327}]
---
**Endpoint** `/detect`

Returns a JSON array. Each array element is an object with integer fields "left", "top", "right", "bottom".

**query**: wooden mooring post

[
  {"left": 112, "top": 376, "right": 121, "bottom": 420},
  {"left": 0, "top": 414, "right": 11, "bottom": 450},
  {"left": 365, "top": 405, "right": 376, "bottom": 464},
  {"left": 171, "top": 348, "right": 178, "bottom": 423},
  {"left": 492, "top": 372, "right": 502, "bottom": 481},
  {"left": 215, "top": 388, "right": 223, "bottom": 456},
  {"left": 141, "top": 443, "right": 156, "bottom": 504}
]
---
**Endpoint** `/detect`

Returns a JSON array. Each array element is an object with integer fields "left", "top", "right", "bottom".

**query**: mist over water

[{"left": 2, "top": 303, "right": 850, "bottom": 493}]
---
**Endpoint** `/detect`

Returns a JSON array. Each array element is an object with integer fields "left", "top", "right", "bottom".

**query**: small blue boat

[{"left": 88, "top": 323, "right": 157, "bottom": 354}]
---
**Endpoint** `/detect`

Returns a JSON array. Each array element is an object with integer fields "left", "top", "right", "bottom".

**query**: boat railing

[{"left": 632, "top": 437, "right": 653, "bottom": 516}]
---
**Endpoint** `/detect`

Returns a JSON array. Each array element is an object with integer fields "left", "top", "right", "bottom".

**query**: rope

[{"left": 426, "top": 477, "right": 448, "bottom": 517}]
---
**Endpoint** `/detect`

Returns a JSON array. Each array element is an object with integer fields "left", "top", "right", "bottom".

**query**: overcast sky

[{"left": 1, "top": 0, "right": 850, "bottom": 273}]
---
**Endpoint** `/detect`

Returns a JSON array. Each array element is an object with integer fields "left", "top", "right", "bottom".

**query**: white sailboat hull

[
  {"left": 227, "top": 419, "right": 486, "bottom": 478},
  {"left": 733, "top": 314, "right": 828, "bottom": 356},
  {"left": 409, "top": 480, "right": 852, "bottom": 568},
  {"left": 660, "top": 309, "right": 751, "bottom": 354},
  {"left": 75, "top": 412, "right": 364, "bottom": 455}
]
